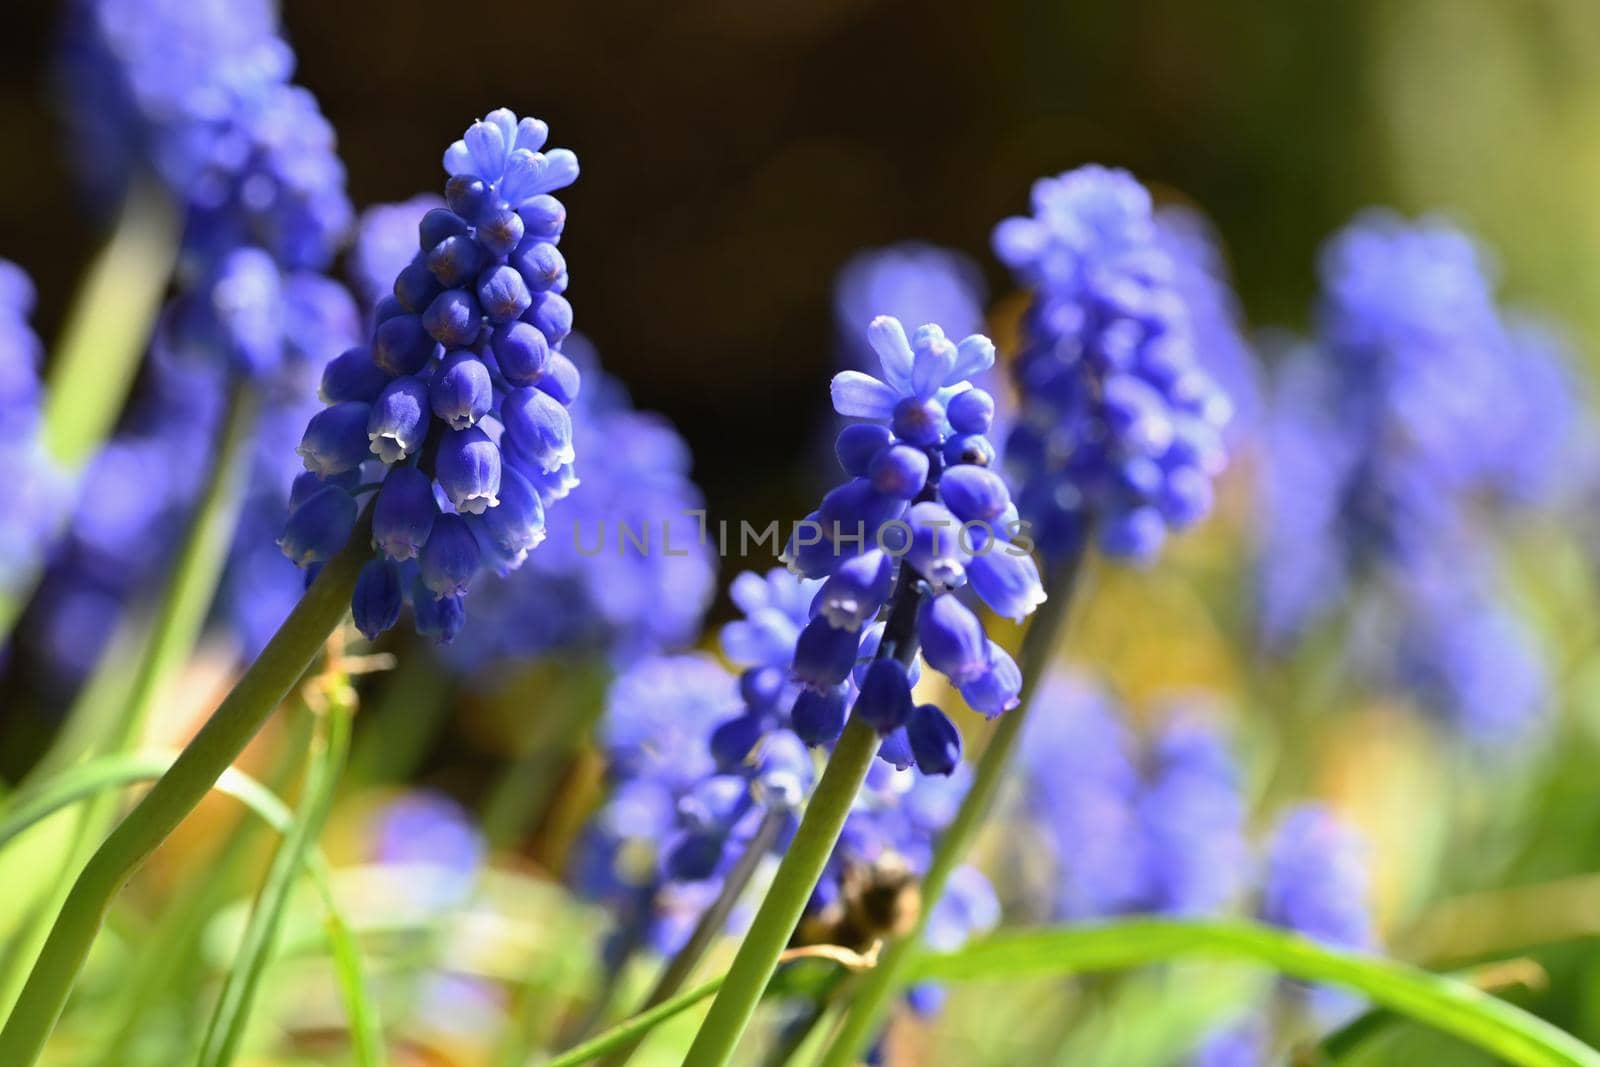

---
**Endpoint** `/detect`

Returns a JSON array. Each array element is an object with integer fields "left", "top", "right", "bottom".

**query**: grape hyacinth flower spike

[
  {"left": 686, "top": 315, "right": 1045, "bottom": 1067},
  {"left": 784, "top": 314, "right": 1046, "bottom": 763},
  {"left": 994, "top": 165, "right": 1232, "bottom": 562},
  {"left": 813, "top": 168, "right": 1242, "bottom": 1067},
  {"left": 281, "top": 109, "right": 581, "bottom": 642}
]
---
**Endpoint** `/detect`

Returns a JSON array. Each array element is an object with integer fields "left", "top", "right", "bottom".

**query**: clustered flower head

[
  {"left": 60, "top": 0, "right": 350, "bottom": 273},
  {"left": 776, "top": 314, "right": 1047, "bottom": 774},
  {"left": 280, "top": 109, "right": 581, "bottom": 643},
  {"left": 1257, "top": 213, "right": 1579, "bottom": 742},
  {"left": 993, "top": 165, "right": 1232, "bottom": 562},
  {"left": 1016, "top": 673, "right": 1377, "bottom": 1066},
  {"left": 1014, "top": 674, "right": 1249, "bottom": 920},
  {"left": 574, "top": 653, "right": 810, "bottom": 960},
  {"left": 0, "top": 262, "right": 61, "bottom": 596}
]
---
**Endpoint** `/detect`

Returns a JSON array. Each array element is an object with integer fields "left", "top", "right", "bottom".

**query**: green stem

[
  {"left": 0, "top": 383, "right": 258, "bottom": 1021},
  {"left": 195, "top": 692, "right": 357, "bottom": 1067},
  {"left": 683, "top": 555, "right": 933, "bottom": 1067},
  {"left": 681, "top": 718, "right": 880, "bottom": 1066},
  {"left": 0, "top": 512, "right": 370, "bottom": 1067},
  {"left": 599, "top": 807, "right": 787, "bottom": 1067},
  {"left": 547, "top": 975, "right": 728, "bottom": 1067},
  {"left": 815, "top": 548, "right": 1087, "bottom": 1067}
]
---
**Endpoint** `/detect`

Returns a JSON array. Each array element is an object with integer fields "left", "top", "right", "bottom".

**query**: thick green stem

[
  {"left": 815, "top": 548, "right": 1087, "bottom": 1067},
  {"left": 681, "top": 717, "right": 880, "bottom": 1067},
  {"left": 0, "top": 514, "right": 370, "bottom": 1067},
  {"left": 0, "top": 383, "right": 258, "bottom": 1021},
  {"left": 599, "top": 807, "right": 787, "bottom": 1067}
]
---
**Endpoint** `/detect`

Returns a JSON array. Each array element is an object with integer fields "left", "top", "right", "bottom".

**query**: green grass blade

[
  {"left": 907, "top": 919, "right": 1600, "bottom": 1067},
  {"left": 41, "top": 184, "right": 178, "bottom": 471},
  {"left": 541, "top": 976, "right": 727, "bottom": 1067},
  {"left": 0, "top": 750, "right": 382, "bottom": 1066},
  {"left": 195, "top": 695, "right": 356, "bottom": 1067}
]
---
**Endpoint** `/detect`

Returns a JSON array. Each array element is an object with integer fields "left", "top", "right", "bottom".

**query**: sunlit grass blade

[
  {"left": 541, "top": 946, "right": 877, "bottom": 1067},
  {"left": 907, "top": 919, "right": 1600, "bottom": 1067},
  {"left": 195, "top": 690, "right": 358, "bottom": 1067},
  {"left": 41, "top": 183, "right": 177, "bottom": 470},
  {"left": 0, "top": 749, "right": 382, "bottom": 1066}
]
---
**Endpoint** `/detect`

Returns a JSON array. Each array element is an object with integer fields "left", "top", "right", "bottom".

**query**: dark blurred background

[{"left": 6, "top": 0, "right": 1600, "bottom": 575}]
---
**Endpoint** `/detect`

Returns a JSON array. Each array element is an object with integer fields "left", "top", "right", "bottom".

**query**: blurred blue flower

[
  {"left": 28, "top": 272, "right": 360, "bottom": 688},
  {"left": 994, "top": 166, "right": 1232, "bottom": 563},
  {"left": 1190, "top": 804, "right": 1376, "bottom": 1066},
  {"left": 0, "top": 263, "right": 63, "bottom": 599},
  {"left": 1154, "top": 207, "right": 1260, "bottom": 437},
  {"left": 1016, "top": 673, "right": 1247, "bottom": 919},
  {"left": 1391, "top": 560, "right": 1549, "bottom": 743},
  {"left": 1255, "top": 213, "right": 1575, "bottom": 743},
  {"left": 448, "top": 341, "right": 716, "bottom": 670},
  {"left": 58, "top": 0, "right": 350, "bottom": 271},
  {"left": 575, "top": 653, "right": 748, "bottom": 956}
]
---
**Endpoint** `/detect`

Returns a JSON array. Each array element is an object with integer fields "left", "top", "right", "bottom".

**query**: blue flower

[
  {"left": 0, "top": 263, "right": 62, "bottom": 597},
  {"left": 780, "top": 314, "right": 1045, "bottom": 756},
  {"left": 281, "top": 111, "right": 582, "bottom": 642},
  {"left": 1015, "top": 673, "right": 1247, "bottom": 919},
  {"left": 1255, "top": 214, "right": 1574, "bottom": 744},
  {"left": 994, "top": 166, "right": 1232, "bottom": 563},
  {"left": 60, "top": 0, "right": 351, "bottom": 272},
  {"left": 350, "top": 196, "right": 447, "bottom": 310},
  {"left": 29, "top": 264, "right": 361, "bottom": 686}
]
